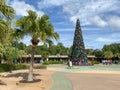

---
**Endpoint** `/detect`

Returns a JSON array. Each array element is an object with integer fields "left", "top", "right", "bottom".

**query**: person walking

[{"left": 69, "top": 60, "right": 73, "bottom": 69}]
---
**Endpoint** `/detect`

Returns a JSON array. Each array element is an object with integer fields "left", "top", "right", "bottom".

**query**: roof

[{"left": 22, "top": 55, "right": 95, "bottom": 58}]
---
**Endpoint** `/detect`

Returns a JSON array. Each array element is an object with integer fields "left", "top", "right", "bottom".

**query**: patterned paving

[
  {"left": 49, "top": 64, "right": 120, "bottom": 90},
  {"left": 50, "top": 72, "right": 73, "bottom": 90}
]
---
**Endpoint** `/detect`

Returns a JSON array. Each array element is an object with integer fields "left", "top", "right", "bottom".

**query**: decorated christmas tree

[{"left": 70, "top": 18, "right": 87, "bottom": 64}]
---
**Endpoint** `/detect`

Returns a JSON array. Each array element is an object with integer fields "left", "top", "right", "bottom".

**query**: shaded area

[
  {"left": 5, "top": 72, "right": 41, "bottom": 83},
  {"left": 67, "top": 73, "right": 120, "bottom": 90},
  {"left": 19, "top": 79, "right": 41, "bottom": 83},
  {"left": 50, "top": 72, "right": 73, "bottom": 90},
  {"left": 0, "top": 70, "right": 54, "bottom": 90},
  {"left": 0, "top": 80, "right": 7, "bottom": 85}
]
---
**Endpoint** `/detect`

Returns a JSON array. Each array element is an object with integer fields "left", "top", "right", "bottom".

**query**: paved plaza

[
  {"left": 49, "top": 64, "right": 120, "bottom": 90},
  {"left": 0, "top": 64, "right": 120, "bottom": 90}
]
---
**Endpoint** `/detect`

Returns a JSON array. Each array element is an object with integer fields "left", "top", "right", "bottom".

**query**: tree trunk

[{"left": 28, "top": 46, "right": 35, "bottom": 81}]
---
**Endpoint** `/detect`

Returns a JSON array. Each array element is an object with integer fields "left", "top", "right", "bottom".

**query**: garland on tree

[{"left": 70, "top": 19, "right": 87, "bottom": 64}]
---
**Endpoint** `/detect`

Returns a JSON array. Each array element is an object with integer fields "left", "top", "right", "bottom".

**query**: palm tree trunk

[{"left": 28, "top": 46, "right": 35, "bottom": 81}]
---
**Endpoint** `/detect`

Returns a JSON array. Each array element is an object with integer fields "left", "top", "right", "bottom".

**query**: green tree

[
  {"left": 18, "top": 50, "right": 27, "bottom": 61},
  {"left": 114, "top": 53, "right": 120, "bottom": 58},
  {"left": 3, "top": 47, "right": 15, "bottom": 63},
  {"left": 0, "top": 0, "right": 15, "bottom": 42},
  {"left": 0, "top": 0, "right": 15, "bottom": 20},
  {"left": 0, "top": 18, "right": 8, "bottom": 42},
  {"left": 0, "top": 43, "right": 4, "bottom": 61},
  {"left": 56, "top": 42, "right": 63, "bottom": 54},
  {"left": 93, "top": 49, "right": 103, "bottom": 58},
  {"left": 0, "top": 0, "right": 15, "bottom": 61},
  {"left": 15, "top": 10, "right": 59, "bottom": 81},
  {"left": 25, "top": 45, "right": 32, "bottom": 54},
  {"left": 12, "top": 41, "right": 27, "bottom": 51},
  {"left": 56, "top": 42, "right": 69, "bottom": 55},
  {"left": 102, "top": 43, "right": 120, "bottom": 59},
  {"left": 41, "top": 51, "right": 50, "bottom": 60},
  {"left": 103, "top": 51, "right": 113, "bottom": 59},
  {"left": 86, "top": 49, "right": 94, "bottom": 55},
  {"left": 48, "top": 45, "right": 57, "bottom": 55}
]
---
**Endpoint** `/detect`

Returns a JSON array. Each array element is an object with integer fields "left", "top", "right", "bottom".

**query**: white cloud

[
  {"left": 6, "top": 0, "right": 10, "bottom": 5},
  {"left": 108, "top": 16, "right": 120, "bottom": 29},
  {"left": 38, "top": 0, "right": 120, "bottom": 29},
  {"left": 20, "top": 35, "right": 31, "bottom": 46},
  {"left": 82, "top": 27, "right": 102, "bottom": 31},
  {"left": 9, "top": 0, "right": 44, "bottom": 16},
  {"left": 56, "top": 27, "right": 101, "bottom": 32},
  {"left": 96, "top": 36, "right": 120, "bottom": 43},
  {"left": 111, "top": 33, "right": 120, "bottom": 39},
  {"left": 62, "top": 0, "right": 119, "bottom": 21},
  {"left": 56, "top": 28, "right": 74, "bottom": 32},
  {"left": 89, "top": 16, "right": 107, "bottom": 27},
  {"left": 38, "top": 0, "right": 69, "bottom": 9},
  {"left": 7, "top": 0, "right": 120, "bottom": 49},
  {"left": 96, "top": 37, "right": 111, "bottom": 42},
  {"left": 9, "top": 0, "right": 119, "bottom": 30}
]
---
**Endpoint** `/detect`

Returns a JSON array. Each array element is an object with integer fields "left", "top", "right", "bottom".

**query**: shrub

[
  {"left": 34, "top": 65, "right": 47, "bottom": 69},
  {"left": 0, "top": 63, "right": 47, "bottom": 72},
  {"left": 43, "top": 61, "right": 50, "bottom": 65},
  {"left": 0, "top": 64, "right": 15, "bottom": 72},
  {"left": 14, "top": 64, "right": 28, "bottom": 70},
  {"left": 0, "top": 68, "right": 4, "bottom": 72},
  {"left": 0, "top": 64, "right": 28, "bottom": 72},
  {"left": 43, "top": 60, "right": 62, "bottom": 65},
  {"left": 94, "top": 61, "right": 100, "bottom": 64}
]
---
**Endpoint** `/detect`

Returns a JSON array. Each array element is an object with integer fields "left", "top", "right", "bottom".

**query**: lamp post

[{"left": 14, "top": 41, "right": 18, "bottom": 64}]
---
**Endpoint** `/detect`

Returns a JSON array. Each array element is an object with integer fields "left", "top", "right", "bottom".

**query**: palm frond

[
  {"left": 45, "top": 39, "right": 53, "bottom": 47},
  {"left": 12, "top": 29, "right": 25, "bottom": 40},
  {"left": 0, "top": 4, "right": 15, "bottom": 20}
]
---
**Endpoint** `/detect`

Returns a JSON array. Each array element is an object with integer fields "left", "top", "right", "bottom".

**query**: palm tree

[
  {"left": 0, "top": 0, "right": 15, "bottom": 20},
  {"left": 0, "top": 0, "right": 15, "bottom": 41},
  {"left": 15, "top": 10, "right": 59, "bottom": 81},
  {"left": 0, "top": 17, "right": 8, "bottom": 42}
]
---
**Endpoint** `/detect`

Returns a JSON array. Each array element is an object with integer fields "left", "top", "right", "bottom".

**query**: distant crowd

[
  {"left": 102, "top": 59, "right": 119, "bottom": 65},
  {"left": 102, "top": 59, "right": 112, "bottom": 65},
  {"left": 66, "top": 59, "right": 119, "bottom": 67}
]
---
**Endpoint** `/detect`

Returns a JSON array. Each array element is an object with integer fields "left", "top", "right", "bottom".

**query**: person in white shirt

[{"left": 69, "top": 60, "right": 73, "bottom": 69}]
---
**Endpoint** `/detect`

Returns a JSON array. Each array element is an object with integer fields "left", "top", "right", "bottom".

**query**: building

[{"left": 18, "top": 55, "right": 95, "bottom": 64}]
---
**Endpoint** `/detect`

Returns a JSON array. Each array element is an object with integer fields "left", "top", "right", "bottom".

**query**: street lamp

[{"left": 14, "top": 41, "right": 18, "bottom": 64}]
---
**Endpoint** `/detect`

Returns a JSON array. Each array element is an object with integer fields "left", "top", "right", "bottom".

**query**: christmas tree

[{"left": 70, "top": 18, "right": 87, "bottom": 64}]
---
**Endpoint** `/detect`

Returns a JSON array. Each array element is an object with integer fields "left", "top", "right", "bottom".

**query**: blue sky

[{"left": 8, "top": 0, "right": 120, "bottom": 49}]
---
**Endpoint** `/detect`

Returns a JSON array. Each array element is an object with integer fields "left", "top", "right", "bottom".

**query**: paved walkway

[
  {"left": 48, "top": 64, "right": 120, "bottom": 72},
  {"left": 67, "top": 73, "right": 120, "bottom": 90},
  {"left": 49, "top": 64, "right": 120, "bottom": 90},
  {"left": 50, "top": 72, "right": 73, "bottom": 90}
]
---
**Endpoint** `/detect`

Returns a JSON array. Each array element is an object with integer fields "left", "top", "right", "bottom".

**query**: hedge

[
  {"left": 43, "top": 60, "right": 62, "bottom": 65},
  {"left": 0, "top": 64, "right": 47, "bottom": 72}
]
